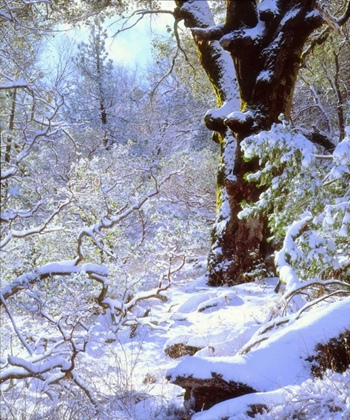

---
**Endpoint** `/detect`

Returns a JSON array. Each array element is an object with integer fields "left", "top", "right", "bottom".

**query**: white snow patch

[
  {"left": 257, "top": 69, "right": 273, "bottom": 82},
  {"left": 226, "top": 110, "right": 254, "bottom": 124},
  {"left": 258, "top": 0, "right": 279, "bottom": 15},
  {"left": 242, "top": 19, "right": 266, "bottom": 40},
  {"left": 167, "top": 297, "right": 350, "bottom": 393}
]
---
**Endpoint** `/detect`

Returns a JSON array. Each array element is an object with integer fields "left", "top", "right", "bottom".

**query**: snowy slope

[
  {"left": 1, "top": 257, "right": 349, "bottom": 419},
  {"left": 106, "top": 258, "right": 349, "bottom": 419}
]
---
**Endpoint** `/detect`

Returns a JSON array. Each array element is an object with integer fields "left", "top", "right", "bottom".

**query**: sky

[
  {"left": 46, "top": 2, "right": 175, "bottom": 70},
  {"left": 106, "top": 6, "right": 175, "bottom": 68}
]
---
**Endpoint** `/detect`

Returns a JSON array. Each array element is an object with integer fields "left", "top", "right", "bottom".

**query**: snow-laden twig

[
  {"left": 0, "top": 195, "right": 73, "bottom": 249},
  {"left": 240, "top": 283, "right": 349, "bottom": 355},
  {"left": 1, "top": 200, "right": 43, "bottom": 223},
  {"left": 282, "top": 278, "right": 350, "bottom": 310},
  {"left": 9, "top": 92, "right": 65, "bottom": 164},
  {"left": 71, "top": 370, "right": 99, "bottom": 408},
  {"left": 0, "top": 294, "right": 33, "bottom": 356},
  {"left": 275, "top": 213, "right": 312, "bottom": 292},
  {"left": 0, "top": 79, "right": 29, "bottom": 89},
  {"left": 75, "top": 168, "right": 183, "bottom": 263},
  {"left": 1, "top": 355, "right": 70, "bottom": 383},
  {"left": 103, "top": 252, "right": 185, "bottom": 333},
  {"left": 0, "top": 261, "right": 109, "bottom": 303},
  {"left": 0, "top": 167, "right": 17, "bottom": 181}
]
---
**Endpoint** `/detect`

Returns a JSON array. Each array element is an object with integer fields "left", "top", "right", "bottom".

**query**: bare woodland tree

[{"left": 293, "top": 27, "right": 350, "bottom": 146}]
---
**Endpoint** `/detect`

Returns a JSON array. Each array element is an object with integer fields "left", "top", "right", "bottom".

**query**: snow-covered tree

[
  {"left": 111, "top": 0, "right": 348, "bottom": 285},
  {"left": 0, "top": 3, "right": 217, "bottom": 413},
  {"left": 168, "top": 0, "right": 349, "bottom": 285},
  {"left": 72, "top": 21, "right": 117, "bottom": 147},
  {"left": 1, "top": 1, "right": 350, "bottom": 417}
]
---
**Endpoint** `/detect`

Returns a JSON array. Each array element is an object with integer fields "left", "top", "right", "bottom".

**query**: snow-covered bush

[
  {"left": 255, "top": 369, "right": 350, "bottom": 420},
  {"left": 239, "top": 123, "right": 350, "bottom": 283},
  {"left": 1, "top": 105, "right": 216, "bottom": 416},
  {"left": 0, "top": 18, "right": 217, "bottom": 413}
]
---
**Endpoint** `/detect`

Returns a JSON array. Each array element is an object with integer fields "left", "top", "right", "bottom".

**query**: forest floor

[
  {"left": 3, "top": 256, "right": 349, "bottom": 419},
  {"left": 94, "top": 256, "right": 350, "bottom": 420}
]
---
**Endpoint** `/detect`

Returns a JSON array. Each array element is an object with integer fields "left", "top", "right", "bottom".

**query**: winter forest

[{"left": 0, "top": 0, "right": 349, "bottom": 419}]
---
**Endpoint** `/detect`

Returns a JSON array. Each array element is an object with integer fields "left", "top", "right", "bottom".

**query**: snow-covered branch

[
  {"left": 1, "top": 354, "right": 70, "bottom": 384},
  {"left": 0, "top": 167, "right": 17, "bottom": 181},
  {"left": 0, "top": 329, "right": 98, "bottom": 409},
  {"left": 0, "top": 195, "right": 73, "bottom": 249},
  {"left": 76, "top": 168, "right": 182, "bottom": 263},
  {"left": 0, "top": 294, "right": 33, "bottom": 355},
  {"left": 275, "top": 214, "right": 312, "bottom": 291},
  {"left": 0, "top": 262, "right": 109, "bottom": 303},
  {"left": 0, "top": 79, "right": 29, "bottom": 89},
  {"left": 102, "top": 253, "right": 185, "bottom": 332},
  {"left": 16, "top": 107, "right": 65, "bottom": 164},
  {"left": 240, "top": 281, "right": 350, "bottom": 355}
]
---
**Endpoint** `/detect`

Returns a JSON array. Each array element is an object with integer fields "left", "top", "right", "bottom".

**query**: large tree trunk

[{"left": 176, "top": 0, "right": 324, "bottom": 285}]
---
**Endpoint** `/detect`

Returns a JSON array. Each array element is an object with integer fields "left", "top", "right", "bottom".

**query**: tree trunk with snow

[{"left": 176, "top": 0, "right": 324, "bottom": 285}]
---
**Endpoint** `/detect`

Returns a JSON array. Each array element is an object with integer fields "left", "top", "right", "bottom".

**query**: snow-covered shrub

[
  {"left": 54, "top": 142, "right": 215, "bottom": 290},
  {"left": 239, "top": 123, "right": 350, "bottom": 283},
  {"left": 255, "top": 369, "right": 350, "bottom": 420},
  {"left": 1, "top": 119, "right": 216, "bottom": 415},
  {"left": 1, "top": 10, "right": 213, "bottom": 418}
]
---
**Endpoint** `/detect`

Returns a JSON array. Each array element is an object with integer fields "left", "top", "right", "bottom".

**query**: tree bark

[{"left": 176, "top": 0, "right": 324, "bottom": 285}]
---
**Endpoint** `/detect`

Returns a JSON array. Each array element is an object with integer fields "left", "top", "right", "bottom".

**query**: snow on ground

[
  {"left": 115, "top": 257, "right": 349, "bottom": 419},
  {"left": 2, "top": 257, "right": 349, "bottom": 419},
  {"left": 78, "top": 257, "right": 278, "bottom": 419},
  {"left": 167, "top": 296, "right": 350, "bottom": 415}
]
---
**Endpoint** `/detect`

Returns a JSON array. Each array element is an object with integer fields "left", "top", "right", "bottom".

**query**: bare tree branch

[
  {"left": 338, "top": 0, "right": 350, "bottom": 25},
  {"left": 75, "top": 168, "right": 182, "bottom": 263}
]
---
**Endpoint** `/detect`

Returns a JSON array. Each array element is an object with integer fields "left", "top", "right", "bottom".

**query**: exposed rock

[
  {"left": 307, "top": 329, "right": 350, "bottom": 378},
  {"left": 166, "top": 372, "right": 256, "bottom": 412},
  {"left": 165, "top": 343, "right": 202, "bottom": 359},
  {"left": 246, "top": 403, "right": 268, "bottom": 418}
]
